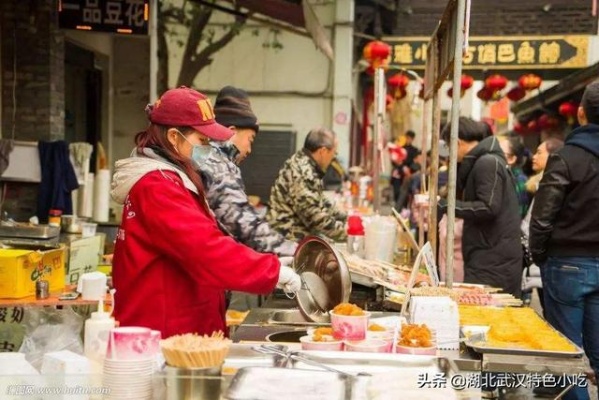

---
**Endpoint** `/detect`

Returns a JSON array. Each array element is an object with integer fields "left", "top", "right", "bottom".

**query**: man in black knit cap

[{"left": 196, "top": 86, "right": 297, "bottom": 310}]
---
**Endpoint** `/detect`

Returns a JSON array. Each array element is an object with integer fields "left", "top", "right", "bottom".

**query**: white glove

[
  {"left": 278, "top": 257, "right": 294, "bottom": 267},
  {"left": 276, "top": 266, "right": 301, "bottom": 293}
]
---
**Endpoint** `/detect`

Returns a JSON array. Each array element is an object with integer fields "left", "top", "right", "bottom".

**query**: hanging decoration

[
  {"left": 527, "top": 119, "right": 540, "bottom": 133},
  {"left": 484, "top": 74, "right": 508, "bottom": 92},
  {"left": 513, "top": 121, "right": 527, "bottom": 135},
  {"left": 477, "top": 87, "right": 495, "bottom": 102},
  {"left": 537, "top": 114, "right": 560, "bottom": 130},
  {"left": 506, "top": 87, "right": 526, "bottom": 102},
  {"left": 460, "top": 74, "right": 474, "bottom": 92},
  {"left": 558, "top": 101, "right": 578, "bottom": 125},
  {"left": 363, "top": 41, "right": 391, "bottom": 69},
  {"left": 387, "top": 74, "right": 410, "bottom": 99},
  {"left": 518, "top": 74, "right": 542, "bottom": 91}
]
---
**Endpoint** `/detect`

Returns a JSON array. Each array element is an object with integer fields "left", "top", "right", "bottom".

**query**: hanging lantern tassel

[{"left": 559, "top": 101, "right": 578, "bottom": 125}]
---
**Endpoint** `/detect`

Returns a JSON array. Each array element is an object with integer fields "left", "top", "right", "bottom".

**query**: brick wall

[
  {"left": 392, "top": 0, "right": 597, "bottom": 36},
  {"left": 1, "top": 0, "right": 65, "bottom": 141}
]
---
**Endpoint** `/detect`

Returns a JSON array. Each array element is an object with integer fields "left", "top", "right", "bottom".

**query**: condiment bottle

[
  {"left": 347, "top": 215, "right": 365, "bottom": 258},
  {"left": 35, "top": 280, "right": 49, "bottom": 300},
  {"left": 48, "top": 209, "right": 62, "bottom": 227},
  {"left": 84, "top": 298, "right": 115, "bottom": 364}
]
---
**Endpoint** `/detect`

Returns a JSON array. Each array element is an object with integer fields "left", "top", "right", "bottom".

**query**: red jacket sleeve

[{"left": 130, "top": 171, "right": 280, "bottom": 294}]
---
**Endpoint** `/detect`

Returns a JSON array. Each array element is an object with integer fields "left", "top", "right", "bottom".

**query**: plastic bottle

[
  {"left": 84, "top": 298, "right": 115, "bottom": 364},
  {"left": 347, "top": 215, "right": 365, "bottom": 258}
]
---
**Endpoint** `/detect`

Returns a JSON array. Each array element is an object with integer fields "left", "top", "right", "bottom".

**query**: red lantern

[
  {"left": 485, "top": 74, "right": 508, "bottom": 92},
  {"left": 527, "top": 120, "right": 540, "bottom": 133},
  {"left": 388, "top": 74, "right": 410, "bottom": 99},
  {"left": 537, "top": 114, "right": 560, "bottom": 130},
  {"left": 559, "top": 101, "right": 578, "bottom": 125},
  {"left": 363, "top": 41, "right": 391, "bottom": 69},
  {"left": 477, "top": 87, "right": 494, "bottom": 102},
  {"left": 513, "top": 121, "right": 527, "bottom": 135},
  {"left": 461, "top": 74, "right": 474, "bottom": 91},
  {"left": 385, "top": 94, "right": 394, "bottom": 110},
  {"left": 518, "top": 74, "right": 542, "bottom": 91},
  {"left": 506, "top": 87, "right": 526, "bottom": 102}
]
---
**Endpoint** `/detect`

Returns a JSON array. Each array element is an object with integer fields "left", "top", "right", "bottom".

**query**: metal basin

[
  {"left": 268, "top": 309, "right": 329, "bottom": 325},
  {"left": 0, "top": 224, "right": 60, "bottom": 239}
]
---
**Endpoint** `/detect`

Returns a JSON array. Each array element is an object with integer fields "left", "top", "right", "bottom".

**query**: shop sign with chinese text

[
  {"left": 386, "top": 35, "right": 589, "bottom": 70},
  {"left": 59, "top": 0, "right": 149, "bottom": 35}
]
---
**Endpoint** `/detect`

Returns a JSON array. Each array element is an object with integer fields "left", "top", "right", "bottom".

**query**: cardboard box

[
  {"left": 0, "top": 246, "right": 66, "bottom": 298},
  {"left": 65, "top": 235, "right": 104, "bottom": 286}
]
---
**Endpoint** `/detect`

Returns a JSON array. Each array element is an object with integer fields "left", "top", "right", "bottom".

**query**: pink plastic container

[
  {"left": 106, "top": 326, "right": 152, "bottom": 360},
  {"left": 330, "top": 311, "right": 371, "bottom": 340},
  {"left": 299, "top": 336, "right": 344, "bottom": 351},
  {"left": 344, "top": 339, "right": 389, "bottom": 353}
]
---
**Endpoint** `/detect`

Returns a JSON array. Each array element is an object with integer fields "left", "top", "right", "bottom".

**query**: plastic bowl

[
  {"left": 330, "top": 311, "right": 371, "bottom": 340},
  {"left": 299, "top": 335, "right": 344, "bottom": 351},
  {"left": 395, "top": 344, "right": 437, "bottom": 355},
  {"left": 345, "top": 339, "right": 389, "bottom": 353}
]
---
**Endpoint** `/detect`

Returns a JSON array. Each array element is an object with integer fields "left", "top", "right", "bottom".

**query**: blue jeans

[{"left": 542, "top": 257, "right": 599, "bottom": 400}]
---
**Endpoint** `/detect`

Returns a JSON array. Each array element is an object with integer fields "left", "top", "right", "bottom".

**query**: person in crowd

[
  {"left": 520, "top": 138, "right": 564, "bottom": 310},
  {"left": 198, "top": 86, "right": 297, "bottom": 311},
  {"left": 199, "top": 86, "right": 296, "bottom": 257},
  {"left": 499, "top": 135, "right": 530, "bottom": 218},
  {"left": 391, "top": 130, "right": 421, "bottom": 208},
  {"left": 110, "top": 87, "right": 301, "bottom": 338},
  {"left": 530, "top": 81, "right": 599, "bottom": 398},
  {"left": 267, "top": 128, "right": 347, "bottom": 242},
  {"left": 439, "top": 117, "right": 522, "bottom": 297},
  {"left": 525, "top": 138, "right": 565, "bottom": 196}
]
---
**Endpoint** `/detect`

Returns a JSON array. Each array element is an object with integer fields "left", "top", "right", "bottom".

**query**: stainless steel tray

[
  {"left": 464, "top": 337, "right": 584, "bottom": 359},
  {"left": 225, "top": 367, "right": 352, "bottom": 400},
  {"left": 0, "top": 224, "right": 60, "bottom": 239}
]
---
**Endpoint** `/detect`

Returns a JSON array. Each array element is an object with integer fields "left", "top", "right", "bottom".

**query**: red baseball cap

[{"left": 148, "top": 86, "right": 234, "bottom": 141}]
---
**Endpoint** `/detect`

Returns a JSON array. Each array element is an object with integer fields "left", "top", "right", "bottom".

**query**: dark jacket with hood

[
  {"left": 441, "top": 136, "right": 522, "bottom": 296},
  {"left": 530, "top": 124, "right": 599, "bottom": 264}
]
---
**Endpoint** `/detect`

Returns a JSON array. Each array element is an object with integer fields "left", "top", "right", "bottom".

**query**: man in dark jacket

[
  {"left": 530, "top": 80, "right": 599, "bottom": 398},
  {"left": 440, "top": 117, "right": 522, "bottom": 297}
]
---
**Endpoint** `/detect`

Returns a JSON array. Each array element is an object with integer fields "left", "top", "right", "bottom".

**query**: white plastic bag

[{"left": 19, "top": 307, "right": 84, "bottom": 370}]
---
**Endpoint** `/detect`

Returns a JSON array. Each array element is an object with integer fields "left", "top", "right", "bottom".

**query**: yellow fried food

[
  {"left": 332, "top": 303, "right": 365, "bottom": 316},
  {"left": 368, "top": 323, "right": 386, "bottom": 332},
  {"left": 458, "top": 306, "right": 576, "bottom": 352},
  {"left": 398, "top": 324, "right": 432, "bottom": 347}
]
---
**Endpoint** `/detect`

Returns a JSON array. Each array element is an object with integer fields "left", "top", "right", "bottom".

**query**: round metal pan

[{"left": 293, "top": 236, "right": 352, "bottom": 323}]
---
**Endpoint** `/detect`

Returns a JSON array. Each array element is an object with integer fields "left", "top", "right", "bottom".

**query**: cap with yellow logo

[{"left": 147, "top": 86, "right": 234, "bottom": 141}]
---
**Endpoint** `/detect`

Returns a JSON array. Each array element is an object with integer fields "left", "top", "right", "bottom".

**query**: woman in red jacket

[{"left": 110, "top": 87, "right": 301, "bottom": 338}]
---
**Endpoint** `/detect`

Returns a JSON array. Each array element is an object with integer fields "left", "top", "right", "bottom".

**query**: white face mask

[{"left": 178, "top": 131, "right": 212, "bottom": 166}]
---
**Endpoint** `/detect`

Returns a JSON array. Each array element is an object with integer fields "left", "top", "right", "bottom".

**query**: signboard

[
  {"left": 59, "top": 0, "right": 150, "bottom": 35},
  {"left": 386, "top": 35, "right": 589, "bottom": 70}
]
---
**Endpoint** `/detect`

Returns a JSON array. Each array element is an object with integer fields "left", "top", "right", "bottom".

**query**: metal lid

[{"left": 293, "top": 236, "right": 352, "bottom": 323}]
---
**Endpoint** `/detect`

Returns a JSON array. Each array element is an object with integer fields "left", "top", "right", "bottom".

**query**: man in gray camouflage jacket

[
  {"left": 267, "top": 128, "right": 348, "bottom": 242},
  {"left": 199, "top": 86, "right": 297, "bottom": 258}
]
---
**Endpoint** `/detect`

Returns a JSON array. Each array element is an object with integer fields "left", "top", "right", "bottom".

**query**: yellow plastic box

[{"left": 0, "top": 245, "right": 66, "bottom": 298}]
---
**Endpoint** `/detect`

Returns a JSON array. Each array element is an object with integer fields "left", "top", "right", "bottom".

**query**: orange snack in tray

[
  {"left": 398, "top": 324, "right": 433, "bottom": 347},
  {"left": 332, "top": 303, "right": 365, "bottom": 316},
  {"left": 368, "top": 323, "right": 386, "bottom": 332},
  {"left": 312, "top": 327, "right": 335, "bottom": 342}
]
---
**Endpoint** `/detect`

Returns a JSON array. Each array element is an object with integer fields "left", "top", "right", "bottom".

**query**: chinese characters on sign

[
  {"left": 59, "top": 0, "right": 149, "bottom": 35},
  {"left": 417, "top": 372, "right": 588, "bottom": 390},
  {"left": 0, "top": 307, "right": 25, "bottom": 353},
  {"left": 387, "top": 36, "right": 589, "bottom": 70}
]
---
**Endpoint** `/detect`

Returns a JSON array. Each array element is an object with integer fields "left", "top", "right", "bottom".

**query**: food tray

[
  {"left": 464, "top": 334, "right": 585, "bottom": 359},
  {"left": 225, "top": 366, "right": 351, "bottom": 400}
]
